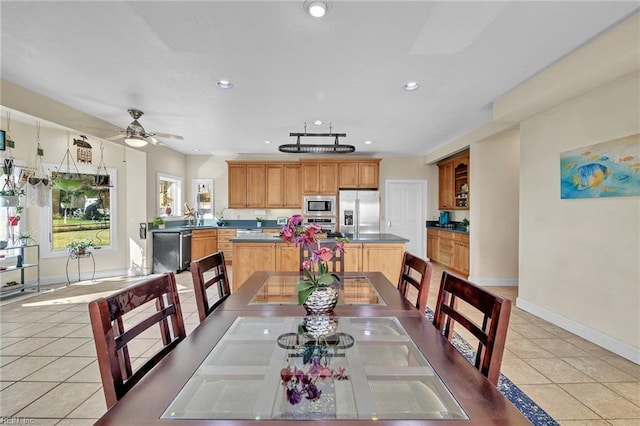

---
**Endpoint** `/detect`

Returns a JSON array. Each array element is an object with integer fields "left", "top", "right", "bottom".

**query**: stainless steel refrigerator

[{"left": 339, "top": 190, "right": 380, "bottom": 236}]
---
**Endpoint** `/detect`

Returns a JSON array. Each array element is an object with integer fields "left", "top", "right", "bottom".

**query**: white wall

[
  {"left": 469, "top": 129, "right": 520, "bottom": 285},
  {"left": 518, "top": 72, "right": 640, "bottom": 362}
]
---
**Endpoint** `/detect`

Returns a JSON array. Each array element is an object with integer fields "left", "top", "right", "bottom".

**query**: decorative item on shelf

[
  {"left": 461, "top": 218, "right": 469, "bottom": 232},
  {"left": 256, "top": 216, "right": 263, "bottom": 228},
  {"left": 66, "top": 240, "right": 94, "bottom": 256},
  {"left": 16, "top": 231, "right": 33, "bottom": 246},
  {"left": 280, "top": 214, "right": 348, "bottom": 313},
  {"left": 183, "top": 203, "right": 196, "bottom": 226},
  {"left": 153, "top": 216, "right": 166, "bottom": 229}
]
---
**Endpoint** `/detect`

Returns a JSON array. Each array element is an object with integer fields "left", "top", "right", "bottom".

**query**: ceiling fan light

[
  {"left": 125, "top": 136, "right": 148, "bottom": 147},
  {"left": 308, "top": 1, "right": 327, "bottom": 17}
]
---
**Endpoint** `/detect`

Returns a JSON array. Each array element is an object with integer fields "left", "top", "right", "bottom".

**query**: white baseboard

[
  {"left": 517, "top": 297, "right": 640, "bottom": 365},
  {"left": 468, "top": 276, "right": 519, "bottom": 286}
]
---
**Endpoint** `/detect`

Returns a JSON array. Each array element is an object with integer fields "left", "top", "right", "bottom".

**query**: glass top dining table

[{"left": 94, "top": 271, "right": 530, "bottom": 425}]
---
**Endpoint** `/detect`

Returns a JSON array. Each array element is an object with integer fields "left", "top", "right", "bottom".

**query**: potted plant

[
  {"left": 66, "top": 240, "right": 94, "bottom": 256},
  {"left": 153, "top": 216, "right": 166, "bottom": 229},
  {"left": 17, "top": 231, "right": 32, "bottom": 246},
  {"left": 8, "top": 206, "right": 23, "bottom": 226},
  {"left": 461, "top": 218, "right": 469, "bottom": 231},
  {"left": 280, "top": 214, "right": 348, "bottom": 312},
  {"left": 256, "top": 216, "right": 264, "bottom": 228}
]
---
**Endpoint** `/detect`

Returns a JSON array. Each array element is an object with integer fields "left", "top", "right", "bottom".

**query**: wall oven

[{"left": 303, "top": 195, "right": 336, "bottom": 216}]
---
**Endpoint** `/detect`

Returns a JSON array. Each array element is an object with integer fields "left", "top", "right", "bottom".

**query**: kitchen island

[{"left": 231, "top": 233, "right": 408, "bottom": 290}]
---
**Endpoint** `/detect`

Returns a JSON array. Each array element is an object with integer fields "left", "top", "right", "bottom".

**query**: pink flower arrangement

[{"left": 280, "top": 214, "right": 348, "bottom": 304}]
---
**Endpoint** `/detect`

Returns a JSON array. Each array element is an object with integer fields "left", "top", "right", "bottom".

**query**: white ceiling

[{"left": 1, "top": 1, "right": 638, "bottom": 156}]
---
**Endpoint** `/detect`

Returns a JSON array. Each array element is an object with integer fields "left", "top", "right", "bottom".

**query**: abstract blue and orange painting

[{"left": 560, "top": 134, "right": 640, "bottom": 199}]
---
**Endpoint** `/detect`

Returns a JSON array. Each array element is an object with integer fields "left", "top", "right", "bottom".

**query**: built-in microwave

[{"left": 303, "top": 195, "right": 336, "bottom": 216}]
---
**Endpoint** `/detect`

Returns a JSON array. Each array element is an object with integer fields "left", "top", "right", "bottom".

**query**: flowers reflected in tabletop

[
  {"left": 280, "top": 335, "right": 349, "bottom": 406},
  {"left": 280, "top": 214, "right": 348, "bottom": 306}
]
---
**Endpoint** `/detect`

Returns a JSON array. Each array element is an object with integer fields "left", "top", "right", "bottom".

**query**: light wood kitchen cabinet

[
  {"left": 283, "top": 164, "right": 301, "bottom": 208},
  {"left": 232, "top": 243, "right": 276, "bottom": 290},
  {"left": 217, "top": 228, "right": 236, "bottom": 265},
  {"left": 276, "top": 243, "right": 300, "bottom": 272},
  {"left": 301, "top": 161, "right": 338, "bottom": 194},
  {"left": 339, "top": 160, "right": 380, "bottom": 189},
  {"left": 228, "top": 164, "right": 248, "bottom": 208},
  {"left": 228, "top": 161, "right": 300, "bottom": 208},
  {"left": 362, "top": 243, "right": 405, "bottom": 284},
  {"left": 438, "top": 150, "right": 469, "bottom": 210},
  {"left": 343, "top": 242, "right": 363, "bottom": 272},
  {"left": 247, "top": 164, "right": 266, "bottom": 207},
  {"left": 427, "top": 229, "right": 438, "bottom": 261},
  {"left": 265, "top": 164, "right": 284, "bottom": 208},
  {"left": 426, "top": 228, "right": 469, "bottom": 276},
  {"left": 191, "top": 229, "right": 218, "bottom": 261}
]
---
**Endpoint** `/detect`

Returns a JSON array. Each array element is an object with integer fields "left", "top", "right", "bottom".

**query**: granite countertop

[
  {"left": 230, "top": 233, "right": 409, "bottom": 243},
  {"left": 425, "top": 221, "right": 469, "bottom": 235},
  {"left": 149, "top": 220, "right": 282, "bottom": 233}
]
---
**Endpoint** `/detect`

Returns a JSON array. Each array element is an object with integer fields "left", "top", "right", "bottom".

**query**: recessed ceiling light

[
  {"left": 192, "top": 148, "right": 200, "bottom": 152},
  {"left": 307, "top": 1, "right": 327, "bottom": 18},
  {"left": 216, "top": 80, "right": 233, "bottom": 89},
  {"left": 364, "top": 140, "right": 373, "bottom": 145},
  {"left": 313, "top": 120, "right": 323, "bottom": 126},
  {"left": 264, "top": 140, "right": 271, "bottom": 144},
  {"left": 404, "top": 81, "right": 420, "bottom": 91}
]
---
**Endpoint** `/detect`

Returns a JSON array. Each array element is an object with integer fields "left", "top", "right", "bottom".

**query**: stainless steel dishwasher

[{"left": 152, "top": 231, "right": 192, "bottom": 273}]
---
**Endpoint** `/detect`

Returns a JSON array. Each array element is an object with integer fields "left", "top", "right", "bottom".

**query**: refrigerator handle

[{"left": 355, "top": 198, "right": 360, "bottom": 236}]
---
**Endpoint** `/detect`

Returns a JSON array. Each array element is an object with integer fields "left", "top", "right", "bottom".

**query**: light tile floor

[{"left": 0, "top": 264, "right": 638, "bottom": 425}]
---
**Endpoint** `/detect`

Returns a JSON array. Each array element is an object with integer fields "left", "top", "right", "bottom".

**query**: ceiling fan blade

[
  {"left": 147, "top": 136, "right": 163, "bottom": 146},
  {"left": 106, "top": 133, "right": 125, "bottom": 141},
  {"left": 151, "top": 132, "right": 184, "bottom": 141}
]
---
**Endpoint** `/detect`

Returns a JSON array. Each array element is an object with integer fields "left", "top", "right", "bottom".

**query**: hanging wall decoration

[
  {"left": 93, "top": 142, "right": 112, "bottom": 188},
  {"left": 560, "top": 134, "right": 640, "bottom": 199},
  {"left": 52, "top": 131, "right": 90, "bottom": 192},
  {"left": 74, "top": 135, "right": 92, "bottom": 164},
  {"left": 27, "top": 121, "right": 51, "bottom": 207}
]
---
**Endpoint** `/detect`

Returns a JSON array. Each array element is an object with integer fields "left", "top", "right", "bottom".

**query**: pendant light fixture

[{"left": 279, "top": 123, "right": 355, "bottom": 154}]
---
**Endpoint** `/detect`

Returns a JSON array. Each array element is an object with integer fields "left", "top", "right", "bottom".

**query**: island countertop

[{"left": 230, "top": 233, "right": 409, "bottom": 243}]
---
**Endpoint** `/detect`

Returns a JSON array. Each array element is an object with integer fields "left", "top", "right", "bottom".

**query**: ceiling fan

[{"left": 107, "top": 109, "right": 184, "bottom": 147}]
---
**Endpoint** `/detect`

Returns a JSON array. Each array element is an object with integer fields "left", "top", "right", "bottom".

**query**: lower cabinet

[
  {"left": 191, "top": 229, "right": 218, "bottom": 261},
  {"left": 233, "top": 241, "right": 406, "bottom": 290},
  {"left": 362, "top": 243, "right": 405, "bottom": 284},
  {"left": 217, "top": 229, "right": 236, "bottom": 264},
  {"left": 426, "top": 229, "right": 469, "bottom": 276}
]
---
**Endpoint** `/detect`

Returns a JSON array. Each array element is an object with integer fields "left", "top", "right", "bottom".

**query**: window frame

[
  {"left": 157, "top": 172, "right": 183, "bottom": 221},
  {"left": 40, "top": 163, "right": 118, "bottom": 259}
]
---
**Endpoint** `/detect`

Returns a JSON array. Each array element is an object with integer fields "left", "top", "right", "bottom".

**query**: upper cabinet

[
  {"left": 301, "top": 161, "right": 338, "bottom": 194},
  {"left": 228, "top": 164, "right": 248, "bottom": 208},
  {"left": 338, "top": 159, "right": 380, "bottom": 189},
  {"left": 228, "top": 159, "right": 380, "bottom": 207},
  {"left": 228, "top": 161, "right": 301, "bottom": 209},
  {"left": 438, "top": 151, "right": 469, "bottom": 210}
]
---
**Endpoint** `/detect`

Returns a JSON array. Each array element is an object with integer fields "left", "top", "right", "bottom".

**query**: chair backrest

[
  {"left": 433, "top": 271, "right": 511, "bottom": 386},
  {"left": 300, "top": 242, "right": 345, "bottom": 273},
  {"left": 397, "top": 251, "right": 432, "bottom": 313},
  {"left": 88, "top": 272, "right": 186, "bottom": 409},
  {"left": 190, "top": 251, "right": 231, "bottom": 322}
]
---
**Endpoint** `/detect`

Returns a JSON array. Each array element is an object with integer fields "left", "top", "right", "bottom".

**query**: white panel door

[{"left": 385, "top": 180, "right": 427, "bottom": 259}]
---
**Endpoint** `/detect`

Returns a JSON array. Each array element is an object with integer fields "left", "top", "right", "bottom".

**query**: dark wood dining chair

[
  {"left": 433, "top": 271, "right": 512, "bottom": 386},
  {"left": 88, "top": 272, "right": 186, "bottom": 409},
  {"left": 397, "top": 251, "right": 432, "bottom": 313},
  {"left": 190, "top": 251, "right": 231, "bottom": 323},
  {"left": 300, "top": 242, "right": 345, "bottom": 273}
]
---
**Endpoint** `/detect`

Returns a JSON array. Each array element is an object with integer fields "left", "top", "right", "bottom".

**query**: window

[
  {"left": 41, "top": 164, "right": 116, "bottom": 257},
  {"left": 157, "top": 173, "right": 182, "bottom": 219}
]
